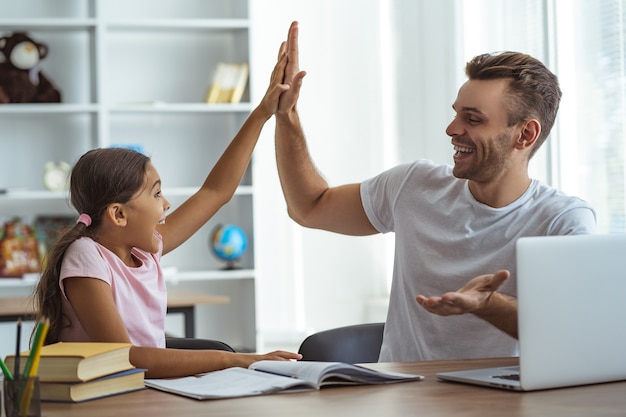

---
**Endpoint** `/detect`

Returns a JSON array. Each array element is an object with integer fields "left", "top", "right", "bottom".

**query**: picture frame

[{"left": 205, "top": 62, "right": 249, "bottom": 104}]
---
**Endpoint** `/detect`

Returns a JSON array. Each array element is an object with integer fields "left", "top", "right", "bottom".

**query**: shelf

[
  {"left": 0, "top": 276, "right": 38, "bottom": 288},
  {"left": 0, "top": 104, "right": 98, "bottom": 114},
  {"left": 0, "top": 186, "right": 253, "bottom": 201},
  {"left": 0, "top": 18, "right": 97, "bottom": 30},
  {"left": 0, "top": 268, "right": 254, "bottom": 289},
  {"left": 163, "top": 186, "right": 253, "bottom": 197},
  {"left": 0, "top": 104, "right": 253, "bottom": 114},
  {"left": 0, "top": 0, "right": 256, "bottom": 351},
  {"left": 0, "top": 190, "right": 67, "bottom": 199},
  {"left": 105, "top": 18, "right": 249, "bottom": 30},
  {"left": 110, "top": 103, "right": 253, "bottom": 113},
  {"left": 166, "top": 269, "right": 255, "bottom": 282},
  {"left": 0, "top": 18, "right": 249, "bottom": 31}
]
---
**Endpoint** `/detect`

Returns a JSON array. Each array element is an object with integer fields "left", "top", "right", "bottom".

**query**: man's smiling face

[{"left": 445, "top": 78, "right": 519, "bottom": 184}]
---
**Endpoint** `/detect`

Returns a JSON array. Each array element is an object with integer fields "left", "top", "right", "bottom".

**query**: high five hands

[{"left": 277, "top": 21, "right": 306, "bottom": 114}]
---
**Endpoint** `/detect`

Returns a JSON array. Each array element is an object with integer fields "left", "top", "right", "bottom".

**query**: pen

[{"left": 15, "top": 318, "right": 22, "bottom": 379}]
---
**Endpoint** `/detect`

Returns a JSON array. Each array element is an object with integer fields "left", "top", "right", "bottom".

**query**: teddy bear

[{"left": 0, "top": 31, "right": 61, "bottom": 103}]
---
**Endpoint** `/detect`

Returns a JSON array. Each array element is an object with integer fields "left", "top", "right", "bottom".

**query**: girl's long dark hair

[{"left": 34, "top": 148, "right": 150, "bottom": 344}]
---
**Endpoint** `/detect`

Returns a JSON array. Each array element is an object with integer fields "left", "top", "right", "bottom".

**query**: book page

[
  {"left": 249, "top": 361, "right": 423, "bottom": 387},
  {"left": 317, "top": 367, "right": 423, "bottom": 386},
  {"left": 145, "top": 367, "right": 313, "bottom": 400},
  {"left": 250, "top": 361, "right": 340, "bottom": 386}
]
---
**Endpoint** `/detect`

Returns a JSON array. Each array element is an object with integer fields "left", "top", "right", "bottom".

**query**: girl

[{"left": 33, "top": 40, "right": 301, "bottom": 378}]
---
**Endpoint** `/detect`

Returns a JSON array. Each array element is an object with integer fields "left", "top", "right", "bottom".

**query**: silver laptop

[{"left": 437, "top": 234, "right": 626, "bottom": 391}]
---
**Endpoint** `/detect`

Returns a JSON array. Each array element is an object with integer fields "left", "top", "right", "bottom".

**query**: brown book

[
  {"left": 40, "top": 368, "right": 145, "bottom": 402},
  {"left": 4, "top": 342, "right": 133, "bottom": 382}
]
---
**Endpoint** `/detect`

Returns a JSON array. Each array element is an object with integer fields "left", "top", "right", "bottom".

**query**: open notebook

[{"left": 437, "top": 234, "right": 626, "bottom": 391}]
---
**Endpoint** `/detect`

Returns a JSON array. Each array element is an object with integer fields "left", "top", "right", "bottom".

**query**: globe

[{"left": 210, "top": 224, "right": 248, "bottom": 269}]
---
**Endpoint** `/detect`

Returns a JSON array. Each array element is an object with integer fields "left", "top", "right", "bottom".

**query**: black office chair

[
  {"left": 165, "top": 337, "right": 236, "bottom": 352},
  {"left": 298, "top": 322, "right": 385, "bottom": 363}
]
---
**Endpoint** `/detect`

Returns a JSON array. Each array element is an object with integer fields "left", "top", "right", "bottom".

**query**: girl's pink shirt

[{"left": 58, "top": 233, "right": 167, "bottom": 347}]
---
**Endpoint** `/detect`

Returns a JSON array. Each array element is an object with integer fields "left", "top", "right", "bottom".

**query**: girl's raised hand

[{"left": 256, "top": 41, "right": 291, "bottom": 118}]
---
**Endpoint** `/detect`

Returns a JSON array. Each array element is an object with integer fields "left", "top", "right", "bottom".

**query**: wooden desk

[
  {"left": 0, "top": 291, "right": 229, "bottom": 338},
  {"left": 165, "top": 291, "right": 229, "bottom": 338},
  {"left": 40, "top": 357, "right": 626, "bottom": 417},
  {"left": 0, "top": 296, "right": 35, "bottom": 323}
]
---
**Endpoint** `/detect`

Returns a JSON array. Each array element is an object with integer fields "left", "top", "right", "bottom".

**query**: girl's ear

[{"left": 105, "top": 203, "right": 128, "bottom": 226}]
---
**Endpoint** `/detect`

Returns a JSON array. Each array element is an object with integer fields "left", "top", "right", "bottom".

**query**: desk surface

[
  {"left": 41, "top": 357, "right": 626, "bottom": 417},
  {"left": 165, "top": 290, "right": 230, "bottom": 308}
]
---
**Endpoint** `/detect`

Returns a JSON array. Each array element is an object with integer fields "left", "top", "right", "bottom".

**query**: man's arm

[
  {"left": 158, "top": 40, "right": 291, "bottom": 254},
  {"left": 416, "top": 270, "right": 518, "bottom": 339},
  {"left": 274, "top": 22, "right": 377, "bottom": 236}
]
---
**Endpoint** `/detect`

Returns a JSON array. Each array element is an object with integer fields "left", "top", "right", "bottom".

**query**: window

[
  {"left": 553, "top": 0, "right": 626, "bottom": 232},
  {"left": 460, "top": 0, "right": 626, "bottom": 233},
  {"left": 458, "top": 0, "right": 552, "bottom": 182}
]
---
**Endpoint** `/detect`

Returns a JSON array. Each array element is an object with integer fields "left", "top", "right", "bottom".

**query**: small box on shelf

[
  {"left": 0, "top": 218, "right": 40, "bottom": 278},
  {"left": 0, "top": 215, "right": 75, "bottom": 278}
]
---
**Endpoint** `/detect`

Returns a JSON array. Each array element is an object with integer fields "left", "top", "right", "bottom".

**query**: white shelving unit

[{"left": 0, "top": 0, "right": 257, "bottom": 351}]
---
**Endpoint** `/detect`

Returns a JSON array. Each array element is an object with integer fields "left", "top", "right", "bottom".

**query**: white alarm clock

[{"left": 43, "top": 161, "right": 70, "bottom": 191}]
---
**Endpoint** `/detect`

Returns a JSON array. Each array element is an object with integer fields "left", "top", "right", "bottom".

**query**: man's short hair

[{"left": 466, "top": 51, "right": 562, "bottom": 158}]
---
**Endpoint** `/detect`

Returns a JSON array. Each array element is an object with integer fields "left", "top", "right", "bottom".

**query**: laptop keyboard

[{"left": 492, "top": 374, "right": 520, "bottom": 381}]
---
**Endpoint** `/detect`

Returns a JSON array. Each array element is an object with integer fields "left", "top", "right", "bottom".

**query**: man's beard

[{"left": 452, "top": 130, "right": 513, "bottom": 183}]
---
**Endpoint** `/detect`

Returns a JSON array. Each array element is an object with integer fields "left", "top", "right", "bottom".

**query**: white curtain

[
  {"left": 423, "top": 0, "right": 626, "bottom": 233},
  {"left": 553, "top": 0, "right": 626, "bottom": 233}
]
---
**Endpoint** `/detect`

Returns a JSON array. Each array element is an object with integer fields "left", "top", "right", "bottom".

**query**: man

[{"left": 275, "top": 22, "right": 596, "bottom": 362}]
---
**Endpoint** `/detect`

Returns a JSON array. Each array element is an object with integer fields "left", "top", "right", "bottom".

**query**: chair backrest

[
  {"left": 165, "top": 337, "right": 235, "bottom": 352},
  {"left": 298, "top": 322, "right": 385, "bottom": 363}
]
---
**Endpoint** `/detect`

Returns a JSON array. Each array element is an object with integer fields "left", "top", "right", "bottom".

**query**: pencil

[
  {"left": 0, "top": 356, "right": 14, "bottom": 380},
  {"left": 22, "top": 319, "right": 46, "bottom": 379},
  {"left": 15, "top": 318, "right": 22, "bottom": 379},
  {"left": 19, "top": 376, "right": 37, "bottom": 417},
  {"left": 27, "top": 318, "right": 49, "bottom": 377},
  {"left": 19, "top": 318, "right": 49, "bottom": 417}
]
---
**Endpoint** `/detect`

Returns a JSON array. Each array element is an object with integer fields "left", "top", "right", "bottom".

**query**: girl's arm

[
  {"left": 64, "top": 276, "right": 300, "bottom": 378},
  {"left": 64, "top": 277, "right": 133, "bottom": 343},
  {"left": 129, "top": 346, "right": 300, "bottom": 379},
  {"left": 158, "top": 42, "right": 291, "bottom": 255}
]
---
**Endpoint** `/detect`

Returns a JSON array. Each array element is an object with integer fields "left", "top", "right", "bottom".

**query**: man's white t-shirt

[{"left": 361, "top": 160, "right": 597, "bottom": 362}]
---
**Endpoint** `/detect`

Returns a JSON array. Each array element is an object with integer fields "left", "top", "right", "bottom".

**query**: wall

[
  {"left": 249, "top": 0, "right": 460, "bottom": 350},
  {"left": 0, "top": 1, "right": 463, "bottom": 356}
]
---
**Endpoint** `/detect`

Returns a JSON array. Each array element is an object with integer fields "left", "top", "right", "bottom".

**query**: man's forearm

[
  {"left": 473, "top": 291, "right": 519, "bottom": 339},
  {"left": 275, "top": 111, "right": 329, "bottom": 225}
]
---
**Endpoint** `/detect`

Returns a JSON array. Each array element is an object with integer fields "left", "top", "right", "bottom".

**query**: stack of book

[{"left": 4, "top": 342, "right": 145, "bottom": 402}]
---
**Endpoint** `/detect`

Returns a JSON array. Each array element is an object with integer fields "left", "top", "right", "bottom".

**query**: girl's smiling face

[{"left": 124, "top": 162, "right": 170, "bottom": 254}]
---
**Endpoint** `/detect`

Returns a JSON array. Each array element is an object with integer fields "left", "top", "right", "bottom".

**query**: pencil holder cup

[{"left": 3, "top": 377, "right": 41, "bottom": 417}]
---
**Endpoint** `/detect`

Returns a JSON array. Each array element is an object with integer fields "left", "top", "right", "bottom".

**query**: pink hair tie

[{"left": 77, "top": 213, "right": 92, "bottom": 227}]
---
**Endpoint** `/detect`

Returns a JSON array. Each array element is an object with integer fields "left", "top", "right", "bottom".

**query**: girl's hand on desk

[{"left": 234, "top": 350, "right": 302, "bottom": 368}]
